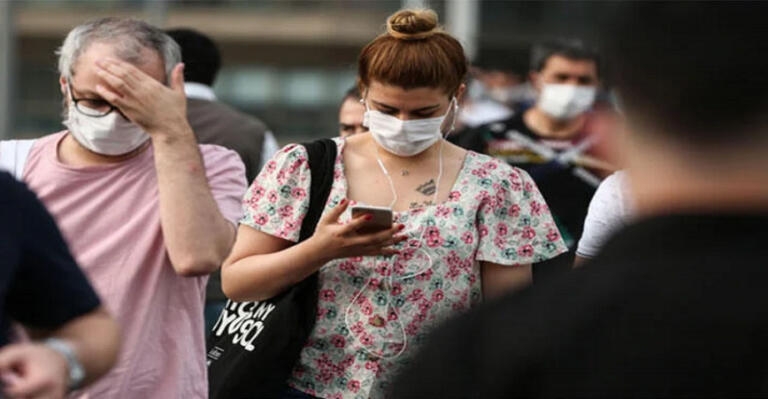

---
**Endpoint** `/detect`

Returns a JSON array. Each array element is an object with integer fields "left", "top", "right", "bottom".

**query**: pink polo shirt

[{"left": 22, "top": 132, "right": 246, "bottom": 399}]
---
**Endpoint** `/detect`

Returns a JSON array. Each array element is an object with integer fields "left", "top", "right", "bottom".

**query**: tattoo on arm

[{"left": 416, "top": 179, "right": 437, "bottom": 196}]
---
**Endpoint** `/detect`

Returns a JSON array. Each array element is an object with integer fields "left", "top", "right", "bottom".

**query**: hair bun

[{"left": 386, "top": 9, "right": 440, "bottom": 41}]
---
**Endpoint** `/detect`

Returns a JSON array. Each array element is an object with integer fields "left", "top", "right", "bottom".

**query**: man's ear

[
  {"left": 59, "top": 76, "right": 68, "bottom": 96},
  {"left": 530, "top": 71, "right": 542, "bottom": 92}
]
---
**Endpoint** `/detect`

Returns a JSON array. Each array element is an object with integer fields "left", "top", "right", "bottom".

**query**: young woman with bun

[{"left": 222, "top": 8, "right": 567, "bottom": 399}]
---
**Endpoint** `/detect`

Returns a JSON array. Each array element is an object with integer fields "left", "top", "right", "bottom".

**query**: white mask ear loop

[
  {"left": 344, "top": 140, "right": 444, "bottom": 360},
  {"left": 443, "top": 96, "right": 459, "bottom": 137},
  {"left": 361, "top": 91, "right": 370, "bottom": 128}
]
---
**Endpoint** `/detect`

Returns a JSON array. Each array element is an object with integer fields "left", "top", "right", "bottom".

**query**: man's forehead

[
  {"left": 73, "top": 41, "right": 165, "bottom": 82},
  {"left": 542, "top": 55, "right": 598, "bottom": 75}
]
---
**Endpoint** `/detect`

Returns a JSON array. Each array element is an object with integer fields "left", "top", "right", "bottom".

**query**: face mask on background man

[{"left": 538, "top": 83, "right": 596, "bottom": 120}]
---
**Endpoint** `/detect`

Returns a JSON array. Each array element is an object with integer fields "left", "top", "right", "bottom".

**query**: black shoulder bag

[{"left": 207, "top": 138, "right": 337, "bottom": 399}]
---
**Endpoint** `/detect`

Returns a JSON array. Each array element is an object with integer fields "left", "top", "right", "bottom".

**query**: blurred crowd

[{"left": 1, "top": 2, "right": 767, "bottom": 399}]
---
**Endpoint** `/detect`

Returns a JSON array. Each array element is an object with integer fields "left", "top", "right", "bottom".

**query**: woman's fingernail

[
  {"left": 398, "top": 224, "right": 405, "bottom": 231},
  {"left": 365, "top": 214, "right": 373, "bottom": 221},
  {"left": 340, "top": 198, "right": 347, "bottom": 205}
]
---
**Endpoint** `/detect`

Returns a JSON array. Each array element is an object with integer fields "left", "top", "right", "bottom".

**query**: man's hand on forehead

[{"left": 93, "top": 57, "right": 190, "bottom": 138}]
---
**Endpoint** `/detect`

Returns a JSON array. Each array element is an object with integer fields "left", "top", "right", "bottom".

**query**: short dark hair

[
  {"left": 603, "top": 3, "right": 768, "bottom": 144},
  {"left": 165, "top": 28, "right": 221, "bottom": 86},
  {"left": 530, "top": 38, "right": 600, "bottom": 76},
  {"left": 343, "top": 86, "right": 362, "bottom": 102},
  {"left": 340, "top": 86, "right": 362, "bottom": 109}
]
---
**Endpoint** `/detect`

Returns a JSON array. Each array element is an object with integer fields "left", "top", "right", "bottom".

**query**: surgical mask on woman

[
  {"left": 538, "top": 83, "right": 597, "bottom": 120},
  {"left": 364, "top": 97, "right": 458, "bottom": 157},
  {"left": 64, "top": 103, "right": 150, "bottom": 156}
]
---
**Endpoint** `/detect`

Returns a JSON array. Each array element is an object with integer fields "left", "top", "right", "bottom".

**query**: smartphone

[{"left": 350, "top": 205, "right": 393, "bottom": 234}]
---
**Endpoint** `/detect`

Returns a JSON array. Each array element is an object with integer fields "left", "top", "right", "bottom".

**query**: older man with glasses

[{"left": 0, "top": 17, "right": 247, "bottom": 398}]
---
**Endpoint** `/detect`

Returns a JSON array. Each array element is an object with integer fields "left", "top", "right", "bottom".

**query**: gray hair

[{"left": 57, "top": 17, "right": 181, "bottom": 83}]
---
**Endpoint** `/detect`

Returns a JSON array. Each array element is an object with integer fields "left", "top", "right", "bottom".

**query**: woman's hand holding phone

[{"left": 309, "top": 199, "right": 406, "bottom": 261}]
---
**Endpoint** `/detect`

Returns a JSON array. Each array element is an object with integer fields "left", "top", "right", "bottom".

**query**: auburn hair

[{"left": 358, "top": 9, "right": 468, "bottom": 96}]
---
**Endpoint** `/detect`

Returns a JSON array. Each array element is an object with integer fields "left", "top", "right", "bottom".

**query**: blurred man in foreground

[
  {"left": 394, "top": 3, "right": 768, "bottom": 397},
  {"left": 0, "top": 172, "right": 119, "bottom": 398}
]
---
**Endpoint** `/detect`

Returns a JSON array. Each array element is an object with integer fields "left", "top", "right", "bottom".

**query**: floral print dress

[{"left": 241, "top": 138, "right": 567, "bottom": 399}]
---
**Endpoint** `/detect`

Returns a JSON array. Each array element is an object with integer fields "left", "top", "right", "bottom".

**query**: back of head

[
  {"left": 358, "top": 9, "right": 468, "bottom": 95},
  {"left": 530, "top": 38, "right": 600, "bottom": 76},
  {"left": 603, "top": 3, "right": 768, "bottom": 146},
  {"left": 341, "top": 85, "right": 362, "bottom": 105},
  {"left": 57, "top": 17, "right": 180, "bottom": 83},
  {"left": 165, "top": 28, "right": 221, "bottom": 86}
]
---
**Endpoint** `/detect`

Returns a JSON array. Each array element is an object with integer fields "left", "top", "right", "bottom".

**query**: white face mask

[
  {"left": 538, "top": 83, "right": 597, "bottom": 120},
  {"left": 64, "top": 102, "right": 150, "bottom": 156},
  {"left": 363, "top": 97, "right": 458, "bottom": 157}
]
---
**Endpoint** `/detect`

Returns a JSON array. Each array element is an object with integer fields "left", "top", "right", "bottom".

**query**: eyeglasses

[{"left": 67, "top": 80, "right": 118, "bottom": 117}]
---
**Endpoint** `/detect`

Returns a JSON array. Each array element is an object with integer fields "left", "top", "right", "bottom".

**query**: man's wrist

[
  {"left": 146, "top": 120, "right": 195, "bottom": 142},
  {"left": 44, "top": 338, "right": 85, "bottom": 391}
]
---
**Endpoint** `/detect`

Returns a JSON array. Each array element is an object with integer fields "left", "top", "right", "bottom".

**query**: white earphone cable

[{"left": 344, "top": 139, "right": 445, "bottom": 360}]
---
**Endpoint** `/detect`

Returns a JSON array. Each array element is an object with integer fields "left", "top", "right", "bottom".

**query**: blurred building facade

[{"left": 2, "top": 0, "right": 616, "bottom": 144}]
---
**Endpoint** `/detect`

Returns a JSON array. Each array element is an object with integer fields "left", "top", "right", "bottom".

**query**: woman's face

[{"left": 364, "top": 81, "right": 464, "bottom": 121}]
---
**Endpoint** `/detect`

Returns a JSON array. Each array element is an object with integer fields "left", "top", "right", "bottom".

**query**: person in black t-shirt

[
  {"left": 0, "top": 172, "right": 119, "bottom": 398},
  {"left": 455, "top": 39, "right": 618, "bottom": 280},
  {"left": 392, "top": 3, "right": 768, "bottom": 398}
]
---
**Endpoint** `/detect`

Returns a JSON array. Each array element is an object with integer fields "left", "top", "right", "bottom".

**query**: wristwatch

[{"left": 44, "top": 338, "right": 85, "bottom": 391}]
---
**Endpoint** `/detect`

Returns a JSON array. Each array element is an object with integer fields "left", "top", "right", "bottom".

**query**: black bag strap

[{"left": 298, "top": 138, "right": 337, "bottom": 241}]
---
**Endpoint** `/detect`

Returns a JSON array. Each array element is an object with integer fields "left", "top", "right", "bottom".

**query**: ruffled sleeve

[
  {"left": 240, "top": 143, "right": 311, "bottom": 243},
  {"left": 475, "top": 163, "right": 568, "bottom": 265}
]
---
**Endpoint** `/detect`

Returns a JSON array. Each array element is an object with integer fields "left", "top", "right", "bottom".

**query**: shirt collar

[{"left": 184, "top": 82, "right": 217, "bottom": 101}]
